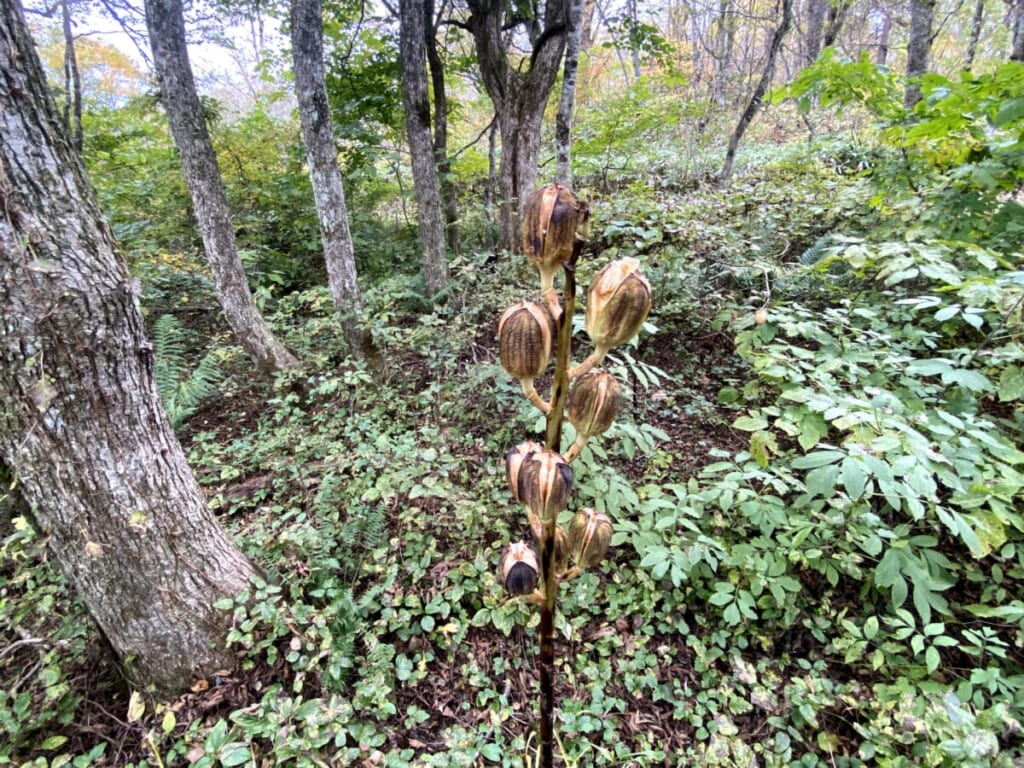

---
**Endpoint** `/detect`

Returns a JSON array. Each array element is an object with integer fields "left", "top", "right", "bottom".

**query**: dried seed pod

[
  {"left": 551, "top": 525, "right": 570, "bottom": 577},
  {"left": 517, "top": 449, "right": 573, "bottom": 523},
  {"left": 521, "top": 184, "right": 589, "bottom": 291},
  {"left": 568, "top": 508, "right": 613, "bottom": 570},
  {"left": 585, "top": 257, "right": 652, "bottom": 354},
  {"left": 567, "top": 370, "right": 623, "bottom": 439},
  {"left": 500, "top": 541, "right": 539, "bottom": 596},
  {"left": 498, "top": 300, "right": 554, "bottom": 381},
  {"left": 506, "top": 440, "right": 542, "bottom": 503}
]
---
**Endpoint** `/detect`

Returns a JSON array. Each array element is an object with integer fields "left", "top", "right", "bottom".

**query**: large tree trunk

[
  {"left": 400, "top": 0, "right": 449, "bottom": 296},
  {"left": 290, "top": 0, "right": 373, "bottom": 356},
  {"left": 556, "top": 0, "right": 585, "bottom": 186},
  {"left": 719, "top": 0, "right": 794, "bottom": 183},
  {"left": 468, "top": 0, "right": 569, "bottom": 252},
  {"left": 144, "top": 0, "right": 299, "bottom": 375},
  {"left": 904, "top": 0, "right": 936, "bottom": 108},
  {"left": 0, "top": 0, "right": 258, "bottom": 695},
  {"left": 425, "top": 0, "right": 460, "bottom": 255}
]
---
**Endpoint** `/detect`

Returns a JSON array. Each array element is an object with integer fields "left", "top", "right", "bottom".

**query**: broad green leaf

[
  {"left": 805, "top": 463, "right": 840, "bottom": 499},
  {"left": 994, "top": 95, "right": 1024, "bottom": 126},
  {"left": 841, "top": 457, "right": 869, "bottom": 500},
  {"left": 998, "top": 365, "right": 1024, "bottom": 402},
  {"left": 219, "top": 744, "right": 252, "bottom": 767},
  {"left": 733, "top": 414, "right": 769, "bottom": 431},
  {"left": 792, "top": 450, "right": 845, "bottom": 469}
]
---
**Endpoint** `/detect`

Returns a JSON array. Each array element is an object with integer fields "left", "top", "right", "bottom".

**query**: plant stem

[{"left": 538, "top": 240, "right": 583, "bottom": 768}]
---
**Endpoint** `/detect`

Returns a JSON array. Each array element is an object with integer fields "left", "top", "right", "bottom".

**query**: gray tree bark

[
  {"left": 1009, "top": 0, "right": 1024, "bottom": 61},
  {"left": 719, "top": 0, "right": 794, "bottom": 183},
  {"left": 0, "top": 0, "right": 258, "bottom": 695},
  {"left": 467, "top": 0, "right": 569, "bottom": 252},
  {"left": 904, "top": 0, "right": 936, "bottom": 108},
  {"left": 144, "top": 0, "right": 299, "bottom": 374},
  {"left": 803, "top": 0, "right": 827, "bottom": 65},
  {"left": 399, "top": 0, "right": 449, "bottom": 296},
  {"left": 965, "top": 0, "right": 985, "bottom": 70},
  {"left": 60, "top": 0, "right": 83, "bottom": 152},
  {"left": 556, "top": 0, "right": 585, "bottom": 186},
  {"left": 290, "top": 0, "right": 373, "bottom": 356},
  {"left": 425, "top": 0, "right": 460, "bottom": 255}
]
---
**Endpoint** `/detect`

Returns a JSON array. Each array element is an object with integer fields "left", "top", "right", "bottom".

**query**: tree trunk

[
  {"left": 290, "top": 0, "right": 373, "bottom": 358},
  {"left": 822, "top": 0, "right": 848, "bottom": 48},
  {"left": 965, "top": 0, "right": 985, "bottom": 70},
  {"left": 556, "top": 0, "right": 585, "bottom": 185},
  {"left": 904, "top": 0, "right": 936, "bottom": 108},
  {"left": 874, "top": 1, "right": 892, "bottom": 65},
  {"left": 144, "top": 0, "right": 299, "bottom": 375},
  {"left": 400, "top": 0, "right": 449, "bottom": 297},
  {"left": 425, "top": 0, "right": 460, "bottom": 256},
  {"left": 468, "top": 0, "right": 569, "bottom": 252},
  {"left": 0, "top": 1, "right": 258, "bottom": 696},
  {"left": 803, "top": 0, "right": 827, "bottom": 65},
  {"left": 1009, "top": 0, "right": 1024, "bottom": 61},
  {"left": 60, "top": 0, "right": 83, "bottom": 153},
  {"left": 719, "top": 0, "right": 794, "bottom": 184}
]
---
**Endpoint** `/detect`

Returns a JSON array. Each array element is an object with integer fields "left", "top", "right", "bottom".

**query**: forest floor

[{"left": 32, "top": 317, "right": 764, "bottom": 765}]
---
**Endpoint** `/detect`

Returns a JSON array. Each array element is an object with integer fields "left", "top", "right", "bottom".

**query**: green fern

[{"left": 152, "top": 314, "right": 222, "bottom": 428}]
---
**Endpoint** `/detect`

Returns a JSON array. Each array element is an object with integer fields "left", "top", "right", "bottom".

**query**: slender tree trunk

[
  {"left": 719, "top": 0, "right": 794, "bottom": 184},
  {"left": 468, "top": 0, "right": 569, "bottom": 251},
  {"left": 556, "top": 0, "right": 584, "bottom": 185},
  {"left": 965, "top": 0, "right": 985, "bottom": 70},
  {"left": 144, "top": 0, "right": 299, "bottom": 375},
  {"left": 804, "top": 0, "right": 827, "bottom": 65},
  {"left": 290, "top": 0, "right": 373, "bottom": 358},
  {"left": 60, "top": 0, "right": 83, "bottom": 152},
  {"left": 425, "top": 0, "right": 460, "bottom": 255},
  {"left": 400, "top": 0, "right": 449, "bottom": 297},
  {"left": 822, "top": 0, "right": 848, "bottom": 48},
  {"left": 874, "top": 1, "right": 892, "bottom": 65},
  {"left": 0, "top": 1, "right": 258, "bottom": 695},
  {"left": 710, "top": 0, "right": 736, "bottom": 109},
  {"left": 905, "top": 0, "right": 937, "bottom": 108},
  {"left": 1009, "top": 0, "right": 1024, "bottom": 61}
]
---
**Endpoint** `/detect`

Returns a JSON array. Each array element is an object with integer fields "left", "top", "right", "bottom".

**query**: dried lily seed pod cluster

[{"left": 494, "top": 183, "right": 654, "bottom": 598}]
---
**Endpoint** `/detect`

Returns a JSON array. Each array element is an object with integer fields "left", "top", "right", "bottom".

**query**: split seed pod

[
  {"left": 498, "top": 301, "right": 554, "bottom": 382},
  {"left": 585, "top": 257, "right": 652, "bottom": 356},
  {"left": 521, "top": 184, "right": 589, "bottom": 292},
  {"left": 567, "top": 370, "right": 623, "bottom": 439},
  {"left": 517, "top": 449, "right": 573, "bottom": 523},
  {"left": 500, "top": 541, "right": 539, "bottom": 596},
  {"left": 568, "top": 508, "right": 613, "bottom": 570},
  {"left": 506, "top": 440, "right": 542, "bottom": 503}
]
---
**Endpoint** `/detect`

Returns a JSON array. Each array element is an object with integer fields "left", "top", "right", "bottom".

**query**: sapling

[{"left": 495, "top": 183, "right": 651, "bottom": 767}]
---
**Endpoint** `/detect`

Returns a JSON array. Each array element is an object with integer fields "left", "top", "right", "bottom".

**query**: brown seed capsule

[
  {"left": 551, "top": 525, "right": 570, "bottom": 577},
  {"left": 585, "top": 258, "right": 652, "bottom": 353},
  {"left": 506, "top": 440, "right": 542, "bottom": 503},
  {"left": 521, "top": 184, "right": 590, "bottom": 291},
  {"left": 500, "top": 541, "right": 539, "bottom": 596},
  {"left": 567, "top": 370, "right": 623, "bottom": 439},
  {"left": 498, "top": 300, "right": 554, "bottom": 381},
  {"left": 568, "top": 508, "right": 613, "bottom": 570},
  {"left": 517, "top": 449, "right": 573, "bottom": 524}
]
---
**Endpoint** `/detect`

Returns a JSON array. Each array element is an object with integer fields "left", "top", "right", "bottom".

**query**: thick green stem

[{"left": 538, "top": 242, "right": 583, "bottom": 768}]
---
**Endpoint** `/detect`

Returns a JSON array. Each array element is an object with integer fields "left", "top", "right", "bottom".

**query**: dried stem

[{"left": 537, "top": 241, "right": 584, "bottom": 768}]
